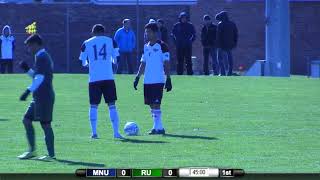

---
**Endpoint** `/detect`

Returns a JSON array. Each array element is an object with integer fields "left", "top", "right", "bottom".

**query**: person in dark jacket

[
  {"left": 157, "top": 19, "right": 168, "bottom": 43},
  {"left": 215, "top": 11, "right": 238, "bottom": 76},
  {"left": 171, "top": 12, "right": 196, "bottom": 75},
  {"left": 201, "top": 15, "right": 218, "bottom": 75}
]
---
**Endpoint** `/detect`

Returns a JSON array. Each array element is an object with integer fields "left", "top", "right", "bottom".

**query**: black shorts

[
  {"left": 144, "top": 83, "right": 165, "bottom": 105},
  {"left": 89, "top": 80, "right": 117, "bottom": 105},
  {"left": 24, "top": 99, "right": 54, "bottom": 123}
]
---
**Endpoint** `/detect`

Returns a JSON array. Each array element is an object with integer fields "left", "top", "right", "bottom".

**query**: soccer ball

[{"left": 124, "top": 122, "right": 139, "bottom": 136}]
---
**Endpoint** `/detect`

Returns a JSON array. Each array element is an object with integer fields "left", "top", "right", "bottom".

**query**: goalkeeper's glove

[
  {"left": 133, "top": 76, "right": 140, "bottom": 90},
  {"left": 20, "top": 89, "right": 31, "bottom": 101},
  {"left": 165, "top": 77, "right": 172, "bottom": 92}
]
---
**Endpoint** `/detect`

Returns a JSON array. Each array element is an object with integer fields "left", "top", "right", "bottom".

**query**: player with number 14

[{"left": 79, "top": 24, "right": 123, "bottom": 139}]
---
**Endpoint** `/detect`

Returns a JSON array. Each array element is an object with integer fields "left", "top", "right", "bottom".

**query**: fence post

[{"left": 136, "top": 0, "right": 140, "bottom": 70}]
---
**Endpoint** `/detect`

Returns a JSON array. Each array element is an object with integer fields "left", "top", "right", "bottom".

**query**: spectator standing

[
  {"left": 114, "top": 19, "right": 136, "bottom": 74},
  {"left": 201, "top": 15, "right": 218, "bottom": 75},
  {"left": 171, "top": 12, "right": 196, "bottom": 75},
  {"left": 0, "top": 25, "right": 15, "bottom": 74},
  {"left": 215, "top": 11, "right": 238, "bottom": 76},
  {"left": 157, "top": 19, "right": 168, "bottom": 43}
]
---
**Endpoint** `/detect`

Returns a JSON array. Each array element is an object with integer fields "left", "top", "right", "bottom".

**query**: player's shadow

[
  {"left": 163, "top": 133, "right": 218, "bottom": 140},
  {"left": 120, "top": 138, "right": 167, "bottom": 144},
  {"left": 0, "top": 118, "right": 9, "bottom": 121},
  {"left": 55, "top": 159, "right": 105, "bottom": 167}
]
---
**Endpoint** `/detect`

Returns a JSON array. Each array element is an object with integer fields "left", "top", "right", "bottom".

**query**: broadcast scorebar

[{"left": 75, "top": 168, "right": 245, "bottom": 178}]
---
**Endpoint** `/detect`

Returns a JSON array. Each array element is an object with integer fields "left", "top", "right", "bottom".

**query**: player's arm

[
  {"left": 20, "top": 74, "right": 44, "bottom": 101},
  {"left": 20, "top": 57, "right": 46, "bottom": 101},
  {"left": 19, "top": 61, "right": 35, "bottom": 78},
  {"left": 164, "top": 61, "right": 172, "bottom": 91},
  {"left": 79, "top": 42, "right": 88, "bottom": 67},
  {"left": 134, "top": 52, "right": 146, "bottom": 90},
  {"left": 161, "top": 42, "right": 172, "bottom": 92},
  {"left": 164, "top": 61, "right": 170, "bottom": 78},
  {"left": 112, "top": 40, "right": 120, "bottom": 64},
  {"left": 137, "top": 62, "right": 145, "bottom": 77},
  {"left": 134, "top": 62, "right": 145, "bottom": 90}
]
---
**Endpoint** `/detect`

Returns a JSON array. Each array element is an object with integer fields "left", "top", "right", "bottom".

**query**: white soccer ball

[{"left": 124, "top": 122, "right": 139, "bottom": 136}]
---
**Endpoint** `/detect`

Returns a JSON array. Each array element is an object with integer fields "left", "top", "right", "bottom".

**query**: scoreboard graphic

[{"left": 75, "top": 168, "right": 245, "bottom": 178}]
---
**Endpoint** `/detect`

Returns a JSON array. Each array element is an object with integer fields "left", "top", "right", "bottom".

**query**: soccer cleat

[
  {"left": 114, "top": 133, "right": 124, "bottom": 139},
  {"left": 91, "top": 134, "right": 99, "bottom": 139},
  {"left": 38, "top": 155, "right": 56, "bottom": 161},
  {"left": 18, "top": 151, "right": 37, "bottom": 160},
  {"left": 148, "top": 129, "right": 166, "bottom": 135},
  {"left": 148, "top": 129, "right": 158, "bottom": 135},
  {"left": 157, "top": 129, "right": 166, "bottom": 135}
]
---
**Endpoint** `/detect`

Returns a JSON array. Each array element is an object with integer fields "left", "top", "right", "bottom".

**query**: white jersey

[
  {"left": 141, "top": 40, "right": 170, "bottom": 84},
  {"left": 79, "top": 36, "right": 119, "bottom": 83}
]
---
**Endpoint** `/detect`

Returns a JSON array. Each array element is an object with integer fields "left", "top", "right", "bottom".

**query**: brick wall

[
  {"left": 0, "top": 3, "right": 189, "bottom": 73},
  {"left": 0, "top": 1, "right": 319, "bottom": 75}
]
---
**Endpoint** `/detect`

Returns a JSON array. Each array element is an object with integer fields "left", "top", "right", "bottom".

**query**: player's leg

[
  {"left": 36, "top": 95, "right": 55, "bottom": 160},
  {"left": 107, "top": 102, "right": 123, "bottom": 139},
  {"left": 89, "top": 82, "right": 103, "bottom": 139},
  {"left": 149, "top": 104, "right": 165, "bottom": 135},
  {"left": 89, "top": 104, "right": 98, "bottom": 138},
  {"left": 146, "top": 84, "right": 165, "bottom": 135},
  {"left": 103, "top": 80, "right": 123, "bottom": 139},
  {"left": 39, "top": 121, "right": 55, "bottom": 160},
  {"left": 18, "top": 102, "right": 37, "bottom": 159}
]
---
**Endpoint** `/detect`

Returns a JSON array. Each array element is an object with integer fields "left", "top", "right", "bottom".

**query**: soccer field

[{"left": 0, "top": 74, "right": 319, "bottom": 173}]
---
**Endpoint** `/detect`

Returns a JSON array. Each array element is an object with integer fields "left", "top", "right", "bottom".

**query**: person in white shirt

[
  {"left": 0, "top": 25, "right": 15, "bottom": 74},
  {"left": 134, "top": 23, "right": 172, "bottom": 135},
  {"left": 79, "top": 24, "right": 123, "bottom": 139}
]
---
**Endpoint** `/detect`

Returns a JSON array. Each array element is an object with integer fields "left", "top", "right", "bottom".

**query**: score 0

[
  {"left": 116, "top": 169, "right": 132, "bottom": 177},
  {"left": 163, "top": 169, "right": 178, "bottom": 177}
]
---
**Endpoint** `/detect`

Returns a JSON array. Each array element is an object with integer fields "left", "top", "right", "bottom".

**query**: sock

[
  {"left": 152, "top": 109, "right": 164, "bottom": 130},
  {"left": 89, "top": 105, "right": 98, "bottom": 135},
  {"left": 109, "top": 105, "right": 120, "bottom": 136},
  {"left": 41, "top": 124, "right": 55, "bottom": 157},
  {"left": 23, "top": 121, "right": 35, "bottom": 152},
  {"left": 151, "top": 109, "right": 156, "bottom": 129}
]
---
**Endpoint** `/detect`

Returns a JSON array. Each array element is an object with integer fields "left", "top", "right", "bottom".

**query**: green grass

[{"left": 0, "top": 74, "right": 319, "bottom": 173}]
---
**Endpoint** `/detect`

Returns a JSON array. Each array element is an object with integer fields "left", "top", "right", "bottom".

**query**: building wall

[
  {"left": 191, "top": 0, "right": 320, "bottom": 75},
  {"left": 0, "top": 1, "right": 319, "bottom": 75}
]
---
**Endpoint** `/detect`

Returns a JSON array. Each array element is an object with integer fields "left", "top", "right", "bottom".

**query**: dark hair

[
  {"left": 24, "top": 33, "right": 43, "bottom": 46},
  {"left": 203, "top": 14, "right": 211, "bottom": 21},
  {"left": 144, "top": 23, "right": 159, "bottom": 32},
  {"left": 157, "top": 19, "right": 164, "bottom": 24},
  {"left": 92, "top": 24, "right": 105, "bottom": 34}
]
